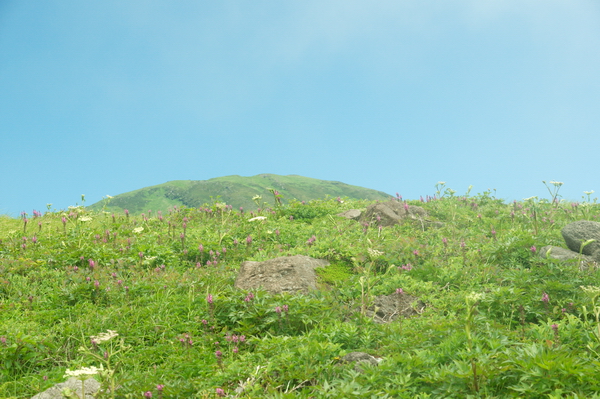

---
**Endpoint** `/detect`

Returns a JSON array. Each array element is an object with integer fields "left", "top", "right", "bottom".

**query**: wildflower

[
  {"left": 90, "top": 330, "right": 118, "bottom": 344},
  {"left": 156, "top": 384, "right": 164, "bottom": 392},
  {"left": 132, "top": 227, "right": 144, "bottom": 234},
  {"left": 216, "top": 388, "right": 226, "bottom": 397},
  {"left": 396, "top": 288, "right": 404, "bottom": 295},
  {"left": 282, "top": 304, "right": 288, "bottom": 313},
  {"left": 246, "top": 235, "right": 252, "bottom": 245},
  {"left": 275, "top": 306, "right": 282, "bottom": 314},
  {"left": 63, "top": 365, "right": 103, "bottom": 378},
  {"left": 207, "top": 294, "right": 213, "bottom": 304},
  {"left": 79, "top": 216, "right": 92, "bottom": 222},
  {"left": 144, "top": 391, "right": 152, "bottom": 398},
  {"left": 530, "top": 245, "right": 537, "bottom": 254},
  {"left": 466, "top": 292, "right": 484, "bottom": 304},
  {"left": 248, "top": 216, "right": 267, "bottom": 222},
  {"left": 541, "top": 292, "right": 549, "bottom": 303}
]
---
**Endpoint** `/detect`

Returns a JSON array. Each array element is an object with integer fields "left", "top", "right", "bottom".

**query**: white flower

[
  {"left": 584, "top": 190, "right": 595, "bottom": 195},
  {"left": 466, "top": 292, "right": 484, "bottom": 304},
  {"left": 549, "top": 181, "right": 564, "bottom": 186},
  {"left": 523, "top": 196, "right": 538, "bottom": 201},
  {"left": 252, "top": 195, "right": 262, "bottom": 201},
  {"left": 79, "top": 216, "right": 92, "bottom": 222},
  {"left": 90, "top": 330, "right": 118, "bottom": 344},
  {"left": 132, "top": 227, "right": 144, "bottom": 234},
  {"left": 64, "top": 365, "right": 103, "bottom": 378},
  {"left": 367, "top": 248, "right": 384, "bottom": 258},
  {"left": 248, "top": 216, "right": 267, "bottom": 222},
  {"left": 105, "top": 195, "right": 113, "bottom": 199}
]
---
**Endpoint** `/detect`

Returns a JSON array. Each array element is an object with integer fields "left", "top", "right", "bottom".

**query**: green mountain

[{"left": 88, "top": 174, "right": 392, "bottom": 214}]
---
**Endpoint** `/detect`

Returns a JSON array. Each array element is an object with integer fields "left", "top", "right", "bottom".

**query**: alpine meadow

[{"left": 3, "top": 181, "right": 600, "bottom": 398}]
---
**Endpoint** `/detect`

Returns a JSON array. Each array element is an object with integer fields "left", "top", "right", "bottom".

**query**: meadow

[{"left": 2, "top": 183, "right": 600, "bottom": 398}]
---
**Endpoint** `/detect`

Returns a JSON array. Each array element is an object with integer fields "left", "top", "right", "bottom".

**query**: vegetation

[
  {"left": 2, "top": 182, "right": 600, "bottom": 398},
  {"left": 86, "top": 174, "right": 392, "bottom": 215}
]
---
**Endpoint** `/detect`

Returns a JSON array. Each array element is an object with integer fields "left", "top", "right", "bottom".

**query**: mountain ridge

[{"left": 88, "top": 174, "right": 392, "bottom": 214}]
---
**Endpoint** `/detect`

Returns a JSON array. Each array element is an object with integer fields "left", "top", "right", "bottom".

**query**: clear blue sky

[{"left": 1, "top": 1, "right": 599, "bottom": 216}]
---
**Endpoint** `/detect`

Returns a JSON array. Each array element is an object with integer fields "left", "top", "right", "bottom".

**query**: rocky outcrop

[
  {"left": 234, "top": 255, "right": 329, "bottom": 295},
  {"left": 561, "top": 221, "right": 600, "bottom": 261},
  {"left": 540, "top": 221, "right": 600, "bottom": 268}
]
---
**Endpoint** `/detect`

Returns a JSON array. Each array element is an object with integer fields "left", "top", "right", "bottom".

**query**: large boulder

[
  {"left": 561, "top": 221, "right": 600, "bottom": 260},
  {"left": 234, "top": 255, "right": 329, "bottom": 295},
  {"left": 337, "top": 209, "right": 362, "bottom": 220},
  {"left": 31, "top": 377, "right": 101, "bottom": 399}
]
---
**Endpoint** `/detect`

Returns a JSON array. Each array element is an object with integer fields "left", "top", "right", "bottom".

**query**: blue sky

[{"left": 1, "top": 1, "right": 599, "bottom": 216}]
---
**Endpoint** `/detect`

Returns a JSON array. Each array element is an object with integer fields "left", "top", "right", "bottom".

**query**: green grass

[{"left": 2, "top": 186, "right": 600, "bottom": 398}]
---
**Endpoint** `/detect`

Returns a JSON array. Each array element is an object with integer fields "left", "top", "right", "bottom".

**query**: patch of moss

[{"left": 316, "top": 262, "right": 354, "bottom": 285}]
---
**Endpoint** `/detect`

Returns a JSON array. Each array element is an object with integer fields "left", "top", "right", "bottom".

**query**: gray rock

[
  {"left": 337, "top": 209, "right": 362, "bottom": 220},
  {"left": 234, "top": 255, "right": 329, "bottom": 295},
  {"left": 340, "top": 352, "right": 382, "bottom": 373},
  {"left": 359, "top": 200, "right": 440, "bottom": 229},
  {"left": 31, "top": 377, "right": 101, "bottom": 399},
  {"left": 561, "top": 221, "right": 600, "bottom": 260},
  {"left": 540, "top": 245, "right": 597, "bottom": 269}
]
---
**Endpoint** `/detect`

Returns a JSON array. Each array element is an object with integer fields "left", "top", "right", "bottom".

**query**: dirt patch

[{"left": 365, "top": 293, "right": 426, "bottom": 323}]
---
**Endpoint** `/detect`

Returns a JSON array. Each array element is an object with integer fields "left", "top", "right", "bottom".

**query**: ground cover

[{"left": 2, "top": 185, "right": 600, "bottom": 398}]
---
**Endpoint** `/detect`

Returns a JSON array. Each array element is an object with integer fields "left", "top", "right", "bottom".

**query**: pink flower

[
  {"left": 246, "top": 235, "right": 252, "bottom": 245},
  {"left": 541, "top": 292, "right": 549, "bottom": 303},
  {"left": 396, "top": 288, "right": 404, "bottom": 295},
  {"left": 216, "top": 388, "right": 225, "bottom": 397},
  {"left": 530, "top": 246, "right": 537, "bottom": 254},
  {"left": 144, "top": 391, "right": 152, "bottom": 398},
  {"left": 207, "top": 294, "right": 213, "bottom": 304}
]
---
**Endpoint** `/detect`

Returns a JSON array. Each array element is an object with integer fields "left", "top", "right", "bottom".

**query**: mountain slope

[{"left": 88, "top": 174, "right": 392, "bottom": 214}]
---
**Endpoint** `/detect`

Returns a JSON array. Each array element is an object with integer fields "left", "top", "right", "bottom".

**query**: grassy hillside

[
  {"left": 87, "top": 174, "right": 392, "bottom": 214},
  {"left": 3, "top": 185, "right": 600, "bottom": 397}
]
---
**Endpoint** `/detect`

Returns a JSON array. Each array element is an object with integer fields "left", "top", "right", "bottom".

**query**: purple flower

[
  {"left": 283, "top": 304, "right": 289, "bottom": 313},
  {"left": 156, "top": 384, "right": 164, "bottom": 392},
  {"left": 144, "top": 391, "right": 152, "bottom": 398},
  {"left": 216, "top": 388, "right": 225, "bottom": 397},
  {"left": 396, "top": 288, "right": 404, "bottom": 295},
  {"left": 207, "top": 294, "right": 213, "bottom": 304},
  {"left": 530, "top": 246, "right": 537, "bottom": 254},
  {"left": 541, "top": 292, "right": 549, "bottom": 303},
  {"left": 275, "top": 306, "right": 282, "bottom": 314},
  {"left": 215, "top": 350, "right": 222, "bottom": 359},
  {"left": 246, "top": 235, "right": 252, "bottom": 245}
]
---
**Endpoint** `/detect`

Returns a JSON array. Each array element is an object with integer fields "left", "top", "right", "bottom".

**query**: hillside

[
  {"left": 5, "top": 186, "right": 600, "bottom": 397},
  {"left": 87, "top": 174, "right": 392, "bottom": 214}
]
